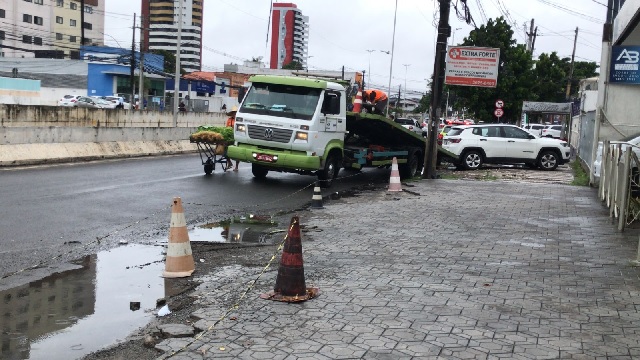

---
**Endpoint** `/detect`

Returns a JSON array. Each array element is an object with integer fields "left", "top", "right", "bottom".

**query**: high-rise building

[
  {"left": 142, "top": 0, "right": 203, "bottom": 73},
  {"left": 270, "top": 3, "right": 309, "bottom": 70},
  {"left": 0, "top": 0, "right": 104, "bottom": 59}
]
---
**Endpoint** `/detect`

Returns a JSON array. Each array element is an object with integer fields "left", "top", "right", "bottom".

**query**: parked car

[
  {"left": 522, "top": 124, "right": 545, "bottom": 136},
  {"left": 91, "top": 96, "right": 117, "bottom": 109},
  {"left": 395, "top": 118, "right": 423, "bottom": 136},
  {"left": 593, "top": 133, "right": 640, "bottom": 182},
  {"left": 442, "top": 124, "right": 571, "bottom": 170},
  {"left": 58, "top": 94, "right": 82, "bottom": 107},
  {"left": 541, "top": 125, "right": 563, "bottom": 139},
  {"left": 101, "top": 96, "right": 131, "bottom": 109},
  {"left": 437, "top": 125, "right": 453, "bottom": 145},
  {"left": 74, "top": 96, "right": 109, "bottom": 109}
]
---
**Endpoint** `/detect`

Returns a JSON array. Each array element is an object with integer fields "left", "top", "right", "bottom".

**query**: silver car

[{"left": 74, "top": 96, "right": 108, "bottom": 109}]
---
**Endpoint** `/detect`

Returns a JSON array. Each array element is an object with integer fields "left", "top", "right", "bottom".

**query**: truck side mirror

[{"left": 321, "top": 92, "right": 340, "bottom": 115}]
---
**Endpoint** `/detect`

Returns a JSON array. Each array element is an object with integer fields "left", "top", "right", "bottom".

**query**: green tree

[
  {"left": 282, "top": 61, "right": 303, "bottom": 70},
  {"left": 452, "top": 17, "right": 536, "bottom": 123},
  {"left": 563, "top": 60, "right": 598, "bottom": 99},
  {"left": 150, "top": 50, "right": 186, "bottom": 75},
  {"left": 532, "top": 52, "right": 567, "bottom": 103}
]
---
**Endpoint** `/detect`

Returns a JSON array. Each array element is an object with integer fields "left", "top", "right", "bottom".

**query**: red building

[{"left": 270, "top": 3, "right": 309, "bottom": 69}]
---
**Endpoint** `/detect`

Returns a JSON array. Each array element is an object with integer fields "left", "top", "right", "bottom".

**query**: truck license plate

[{"left": 256, "top": 153, "right": 275, "bottom": 162}]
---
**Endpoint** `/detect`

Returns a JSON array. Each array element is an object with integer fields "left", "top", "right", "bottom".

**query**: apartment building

[
  {"left": 142, "top": 0, "right": 203, "bottom": 73},
  {"left": 269, "top": 3, "right": 309, "bottom": 69},
  {"left": 0, "top": 0, "right": 104, "bottom": 59}
]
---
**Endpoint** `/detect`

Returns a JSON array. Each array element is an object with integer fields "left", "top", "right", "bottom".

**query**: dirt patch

[{"left": 437, "top": 163, "right": 575, "bottom": 185}]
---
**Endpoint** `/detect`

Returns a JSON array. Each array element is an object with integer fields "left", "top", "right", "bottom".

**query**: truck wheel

[
  {"left": 399, "top": 150, "right": 423, "bottom": 179},
  {"left": 318, "top": 152, "right": 340, "bottom": 188},
  {"left": 252, "top": 164, "right": 269, "bottom": 179},
  {"left": 462, "top": 150, "right": 483, "bottom": 170},
  {"left": 537, "top": 150, "right": 559, "bottom": 170}
]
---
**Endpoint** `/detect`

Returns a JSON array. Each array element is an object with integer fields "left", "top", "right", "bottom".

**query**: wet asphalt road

[{"left": 0, "top": 154, "right": 390, "bottom": 288}]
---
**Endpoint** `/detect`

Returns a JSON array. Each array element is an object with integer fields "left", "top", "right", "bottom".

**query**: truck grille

[{"left": 247, "top": 125, "right": 293, "bottom": 143}]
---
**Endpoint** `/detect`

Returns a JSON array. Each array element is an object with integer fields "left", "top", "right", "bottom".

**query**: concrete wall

[
  {"left": 601, "top": 84, "right": 640, "bottom": 140},
  {"left": 0, "top": 104, "right": 229, "bottom": 166},
  {"left": 0, "top": 104, "right": 227, "bottom": 128}
]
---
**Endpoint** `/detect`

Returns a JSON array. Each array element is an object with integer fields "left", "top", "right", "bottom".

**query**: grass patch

[
  {"left": 438, "top": 172, "right": 461, "bottom": 180},
  {"left": 571, "top": 160, "right": 590, "bottom": 186}
]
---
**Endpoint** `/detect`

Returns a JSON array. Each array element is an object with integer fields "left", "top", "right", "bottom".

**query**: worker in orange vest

[
  {"left": 225, "top": 106, "right": 240, "bottom": 171},
  {"left": 362, "top": 89, "right": 388, "bottom": 115}
]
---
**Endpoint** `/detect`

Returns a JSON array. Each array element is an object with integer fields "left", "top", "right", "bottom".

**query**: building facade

[
  {"left": 0, "top": 0, "right": 104, "bottom": 59},
  {"left": 142, "top": 0, "right": 203, "bottom": 73},
  {"left": 269, "top": 3, "right": 309, "bottom": 70}
]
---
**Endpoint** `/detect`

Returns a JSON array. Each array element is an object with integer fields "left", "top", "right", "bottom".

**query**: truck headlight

[
  {"left": 236, "top": 124, "right": 246, "bottom": 133},
  {"left": 294, "top": 131, "right": 308, "bottom": 143}
]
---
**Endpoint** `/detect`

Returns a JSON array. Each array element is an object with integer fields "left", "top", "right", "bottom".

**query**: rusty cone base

[{"left": 260, "top": 216, "right": 319, "bottom": 303}]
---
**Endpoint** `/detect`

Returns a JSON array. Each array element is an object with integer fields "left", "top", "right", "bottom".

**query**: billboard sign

[
  {"left": 445, "top": 46, "right": 500, "bottom": 88},
  {"left": 610, "top": 46, "right": 640, "bottom": 84}
]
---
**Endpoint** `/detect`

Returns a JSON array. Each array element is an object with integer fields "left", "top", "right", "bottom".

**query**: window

[
  {"left": 70, "top": 19, "right": 76, "bottom": 26},
  {"left": 69, "top": 36, "right": 76, "bottom": 43},
  {"left": 472, "top": 127, "right": 501, "bottom": 137},
  {"left": 83, "top": 38, "right": 91, "bottom": 45},
  {"left": 503, "top": 126, "right": 530, "bottom": 139},
  {"left": 23, "top": 14, "right": 32, "bottom": 23},
  {"left": 56, "top": 0, "right": 63, "bottom": 6},
  {"left": 34, "top": 0, "right": 43, "bottom": 4},
  {"left": 69, "top": 2, "right": 77, "bottom": 10},
  {"left": 34, "top": 37, "right": 42, "bottom": 45},
  {"left": 56, "top": 33, "right": 62, "bottom": 40},
  {"left": 56, "top": 16, "right": 63, "bottom": 24},
  {"left": 0, "top": 9, "right": 5, "bottom": 18},
  {"left": 23, "top": 0, "right": 32, "bottom": 2},
  {"left": 83, "top": 22, "right": 92, "bottom": 30},
  {"left": 22, "top": 35, "right": 32, "bottom": 44},
  {"left": 34, "top": 16, "right": 43, "bottom": 25},
  {"left": 84, "top": 6, "right": 92, "bottom": 13},
  {"left": 0, "top": 31, "right": 4, "bottom": 40}
]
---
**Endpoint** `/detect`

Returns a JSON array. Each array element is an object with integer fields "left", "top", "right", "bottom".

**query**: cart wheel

[{"left": 204, "top": 159, "right": 214, "bottom": 175}]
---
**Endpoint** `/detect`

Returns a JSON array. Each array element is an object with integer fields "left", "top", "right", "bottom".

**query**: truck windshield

[{"left": 240, "top": 83, "right": 321, "bottom": 120}]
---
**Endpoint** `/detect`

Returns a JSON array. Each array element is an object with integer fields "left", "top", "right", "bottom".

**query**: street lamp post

[
  {"left": 403, "top": 64, "right": 410, "bottom": 116},
  {"left": 451, "top": 27, "right": 462, "bottom": 46},
  {"left": 366, "top": 50, "right": 375, "bottom": 86},
  {"left": 386, "top": 0, "right": 399, "bottom": 118}
]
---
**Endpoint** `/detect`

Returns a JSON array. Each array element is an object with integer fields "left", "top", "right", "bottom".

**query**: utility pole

[
  {"left": 526, "top": 19, "right": 535, "bottom": 51},
  {"left": 80, "top": 0, "right": 85, "bottom": 46},
  {"left": 397, "top": 84, "right": 401, "bottom": 117},
  {"left": 386, "top": 0, "right": 398, "bottom": 117},
  {"left": 173, "top": 0, "right": 183, "bottom": 127},
  {"left": 138, "top": 14, "right": 145, "bottom": 110},
  {"left": 531, "top": 26, "right": 538, "bottom": 55},
  {"left": 565, "top": 27, "right": 579, "bottom": 101},
  {"left": 424, "top": 0, "right": 451, "bottom": 179},
  {"left": 130, "top": 13, "right": 136, "bottom": 112}
]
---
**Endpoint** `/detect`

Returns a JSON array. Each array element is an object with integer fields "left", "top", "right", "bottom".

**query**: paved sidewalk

[{"left": 157, "top": 180, "right": 640, "bottom": 359}]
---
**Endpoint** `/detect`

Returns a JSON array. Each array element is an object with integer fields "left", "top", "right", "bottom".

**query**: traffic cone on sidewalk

[
  {"left": 260, "top": 216, "right": 319, "bottom": 302},
  {"left": 352, "top": 89, "right": 363, "bottom": 113},
  {"left": 162, "top": 197, "right": 195, "bottom": 278},
  {"left": 311, "top": 181, "right": 323, "bottom": 209},
  {"left": 388, "top": 157, "right": 402, "bottom": 192}
]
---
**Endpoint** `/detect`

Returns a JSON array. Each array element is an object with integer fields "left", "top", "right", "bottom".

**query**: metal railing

[{"left": 598, "top": 141, "right": 640, "bottom": 231}]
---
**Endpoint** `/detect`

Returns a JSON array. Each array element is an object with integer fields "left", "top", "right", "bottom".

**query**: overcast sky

[{"left": 104, "top": 0, "right": 607, "bottom": 96}]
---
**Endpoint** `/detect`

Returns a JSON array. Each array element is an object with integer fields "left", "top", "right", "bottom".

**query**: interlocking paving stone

[{"left": 155, "top": 180, "right": 640, "bottom": 359}]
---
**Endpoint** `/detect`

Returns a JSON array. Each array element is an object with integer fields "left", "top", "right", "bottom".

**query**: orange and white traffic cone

[
  {"left": 388, "top": 157, "right": 402, "bottom": 192},
  {"left": 163, "top": 197, "right": 195, "bottom": 278},
  {"left": 260, "top": 216, "right": 319, "bottom": 302},
  {"left": 352, "top": 89, "right": 363, "bottom": 113}
]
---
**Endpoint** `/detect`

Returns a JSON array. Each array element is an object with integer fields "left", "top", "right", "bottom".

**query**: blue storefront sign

[{"left": 610, "top": 46, "right": 640, "bottom": 84}]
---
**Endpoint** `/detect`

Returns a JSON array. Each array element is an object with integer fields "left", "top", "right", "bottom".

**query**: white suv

[{"left": 442, "top": 124, "right": 571, "bottom": 170}]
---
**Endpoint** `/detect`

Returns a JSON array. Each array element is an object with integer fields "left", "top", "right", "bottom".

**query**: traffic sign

[
  {"left": 495, "top": 99, "right": 504, "bottom": 108},
  {"left": 494, "top": 108, "right": 504, "bottom": 117}
]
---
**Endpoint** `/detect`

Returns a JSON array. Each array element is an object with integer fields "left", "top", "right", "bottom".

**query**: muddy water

[
  {"left": 1, "top": 244, "right": 166, "bottom": 360},
  {"left": 189, "top": 215, "right": 278, "bottom": 244}
]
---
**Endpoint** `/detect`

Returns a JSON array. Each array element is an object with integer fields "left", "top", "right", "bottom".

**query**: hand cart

[{"left": 191, "top": 140, "right": 232, "bottom": 174}]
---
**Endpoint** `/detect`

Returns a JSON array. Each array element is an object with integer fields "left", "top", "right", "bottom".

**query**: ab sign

[{"left": 610, "top": 46, "right": 640, "bottom": 84}]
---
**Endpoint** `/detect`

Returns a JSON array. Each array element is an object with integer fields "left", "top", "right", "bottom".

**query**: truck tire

[
  {"left": 537, "top": 150, "right": 559, "bottom": 170},
  {"left": 399, "top": 149, "right": 423, "bottom": 179},
  {"left": 252, "top": 164, "right": 269, "bottom": 179},
  {"left": 318, "top": 152, "right": 340, "bottom": 188}
]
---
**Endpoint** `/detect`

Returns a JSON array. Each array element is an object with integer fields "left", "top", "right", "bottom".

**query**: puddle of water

[
  {"left": 189, "top": 214, "right": 278, "bottom": 244},
  {"left": 0, "top": 244, "right": 168, "bottom": 360}
]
